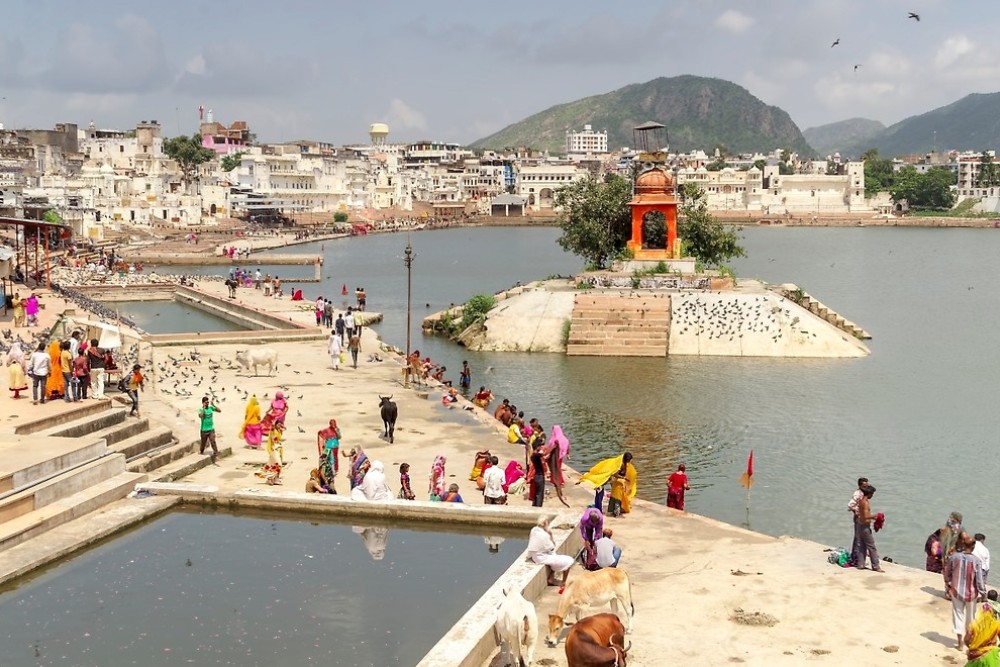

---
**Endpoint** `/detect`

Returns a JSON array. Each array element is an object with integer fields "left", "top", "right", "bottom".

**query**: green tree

[
  {"left": 975, "top": 152, "right": 999, "bottom": 187},
  {"left": 678, "top": 183, "right": 746, "bottom": 267},
  {"left": 753, "top": 159, "right": 766, "bottom": 171},
  {"left": 862, "top": 148, "right": 895, "bottom": 194},
  {"left": 916, "top": 167, "right": 957, "bottom": 209},
  {"left": 889, "top": 165, "right": 920, "bottom": 205},
  {"left": 641, "top": 210, "right": 666, "bottom": 248},
  {"left": 333, "top": 211, "right": 349, "bottom": 223},
  {"left": 163, "top": 133, "right": 215, "bottom": 188},
  {"left": 555, "top": 174, "right": 632, "bottom": 269},
  {"left": 778, "top": 162, "right": 796, "bottom": 175},
  {"left": 220, "top": 151, "right": 244, "bottom": 172},
  {"left": 42, "top": 209, "right": 62, "bottom": 224}
]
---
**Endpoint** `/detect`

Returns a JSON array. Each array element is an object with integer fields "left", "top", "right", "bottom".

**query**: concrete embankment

[{"left": 431, "top": 278, "right": 870, "bottom": 358}]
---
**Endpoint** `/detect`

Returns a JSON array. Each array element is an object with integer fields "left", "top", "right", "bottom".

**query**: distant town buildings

[{"left": 2, "top": 111, "right": 992, "bottom": 239}]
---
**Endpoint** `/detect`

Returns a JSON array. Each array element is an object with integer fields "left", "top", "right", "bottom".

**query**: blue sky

[{"left": 0, "top": 0, "right": 995, "bottom": 145}]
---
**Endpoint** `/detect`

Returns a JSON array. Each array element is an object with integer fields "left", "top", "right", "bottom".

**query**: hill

[
  {"left": 803, "top": 118, "right": 885, "bottom": 156},
  {"left": 832, "top": 93, "right": 1000, "bottom": 157},
  {"left": 472, "top": 75, "right": 814, "bottom": 156}
]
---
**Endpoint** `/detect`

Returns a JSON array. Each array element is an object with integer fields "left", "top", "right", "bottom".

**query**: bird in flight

[
  {"left": 908, "top": 12, "right": 920, "bottom": 21},
  {"left": 854, "top": 64, "right": 862, "bottom": 72},
  {"left": 831, "top": 38, "right": 840, "bottom": 48}
]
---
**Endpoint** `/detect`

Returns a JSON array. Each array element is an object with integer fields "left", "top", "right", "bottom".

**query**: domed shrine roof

[{"left": 634, "top": 168, "right": 673, "bottom": 194}]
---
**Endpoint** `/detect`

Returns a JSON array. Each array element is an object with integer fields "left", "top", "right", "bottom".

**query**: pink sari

[{"left": 502, "top": 460, "right": 524, "bottom": 493}]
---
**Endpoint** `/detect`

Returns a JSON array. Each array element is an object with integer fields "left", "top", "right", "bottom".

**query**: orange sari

[{"left": 45, "top": 341, "right": 65, "bottom": 399}]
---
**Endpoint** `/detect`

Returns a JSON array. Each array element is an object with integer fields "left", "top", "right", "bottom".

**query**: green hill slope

[
  {"left": 803, "top": 118, "right": 886, "bottom": 156},
  {"left": 847, "top": 93, "right": 1000, "bottom": 157},
  {"left": 472, "top": 75, "right": 814, "bottom": 155}
]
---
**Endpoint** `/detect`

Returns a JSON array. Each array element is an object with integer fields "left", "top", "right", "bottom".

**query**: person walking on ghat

[
  {"left": 198, "top": 395, "right": 221, "bottom": 465},
  {"left": 347, "top": 331, "right": 361, "bottom": 369},
  {"left": 848, "top": 476, "right": 869, "bottom": 567}
]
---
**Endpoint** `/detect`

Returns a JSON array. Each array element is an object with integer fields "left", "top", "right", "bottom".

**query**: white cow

[
  {"left": 234, "top": 347, "right": 278, "bottom": 376},
  {"left": 494, "top": 587, "right": 538, "bottom": 667}
]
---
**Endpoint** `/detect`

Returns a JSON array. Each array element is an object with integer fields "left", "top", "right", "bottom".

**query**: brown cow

[{"left": 565, "top": 613, "right": 630, "bottom": 667}]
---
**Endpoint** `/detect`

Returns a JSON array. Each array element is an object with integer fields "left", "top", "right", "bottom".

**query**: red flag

[{"left": 739, "top": 450, "right": 754, "bottom": 489}]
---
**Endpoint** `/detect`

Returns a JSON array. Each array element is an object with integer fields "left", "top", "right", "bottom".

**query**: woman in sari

[
  {"left": 25, "top": 294, "right": 39, "bottom": 327},
  {"left": 469, "top": 449, "right": 491, "bottom": 481},
  {"left": 343, "top": 447, "right": 369, "bottom": 490},
  {"left": 925, "top": 528, "right": 944, "bottom": 574},
  {"left": 578, "top": 452, "right": 637, "bottom": 516},
  {"left": 45, "top": 340, "right": 65, "bottom": 400},
  {"left": 239, "top": 395, "right": 262, "bottom": 449},
  {"left": 6, "top": 341, "right": 28, "bottom": 399},
  {"left": 352, "top": 460, "right": 393, "bottom": 501},
  {"left": 429, "top": 455, "right": 447, "bottom": 500},
  {"left": 318, "top": 453, "right": 336, "bottom": 494},
  {"left": 502, "top": 460, "right": 525, "bottom": 495},
  {"left": 254, "top": 414, "right": 287, "bottom": 485},
  {"left": 965, "top": 598, "right": 1000, "bottom": 666},
  {"left": 546, "top": 425, "right": 571, "bottom": 507},
  {"left": 268, "top": 390, "right": 288, "bottom": 426},
  {"left": 940, "top": 511, "right": 964, "bottom": 597},
  {"left": 317, "top": 419, "right": 341, "bottom": 470},
  {"left": 579, "top": 507, "right": 604, "bottom": 570}
]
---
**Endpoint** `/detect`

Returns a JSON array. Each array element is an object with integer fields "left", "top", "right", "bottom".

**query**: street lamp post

[{"left": 403, "top": 241, "right": 414, "bottom": 361}]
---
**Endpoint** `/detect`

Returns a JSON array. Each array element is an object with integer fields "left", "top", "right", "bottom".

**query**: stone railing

[{"left": 579, "top": 274, "right": 713, "bottom": 290}]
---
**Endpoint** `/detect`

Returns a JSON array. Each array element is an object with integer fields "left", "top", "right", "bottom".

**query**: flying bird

[
  {"left": 854, "top": 64, "right": 862, "bottom": 72},
  {"left": 908, "top": 12, "right": 920, "bottom": 21},
  {"left": 831, "top": 38, "right": 840, "bottom": 48}
]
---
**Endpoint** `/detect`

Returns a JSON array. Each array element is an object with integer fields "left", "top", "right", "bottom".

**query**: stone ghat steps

[
  {"left": 0, "top": 463, "right": 146, "bottom": 552},
  {"left": 780, "top": 286, "right": 871, "bottom": 340},
  {"left": 567, "top": 292, "right": 671, "bottom": 357}
]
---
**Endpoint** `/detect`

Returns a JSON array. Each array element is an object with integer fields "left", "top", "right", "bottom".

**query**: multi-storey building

[{"left": 565, "top": 124, "right": 608, "bottom": 156}]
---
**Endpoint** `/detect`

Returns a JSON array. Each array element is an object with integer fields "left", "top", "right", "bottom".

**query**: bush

[
  {"left": 333, "top": 211, "right": 349, "bottom": 223},
  {"left": 461, "top": 294, "right": 497, "bottom": 329}
]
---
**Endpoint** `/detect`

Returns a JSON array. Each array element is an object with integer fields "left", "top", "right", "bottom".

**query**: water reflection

[
  {"left": 352, "top": 525, "right": 390, "bottom": 561},
  {"left": 485, "top": 536, "right": 505, "bottom": 554}
]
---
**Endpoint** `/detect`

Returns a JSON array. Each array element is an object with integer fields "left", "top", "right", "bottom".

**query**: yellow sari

[
  {"left": 45, "top": 341, "right": 64, "bottom": 399},
  {"left": 239, "top": 396, "right": 262, "bottom": 448},
  {"left": 580, "top": 455, "right": 638, "bottom": 513},
  {"left": 965, "top": 604, "right": 1000, "bottom": 665}
]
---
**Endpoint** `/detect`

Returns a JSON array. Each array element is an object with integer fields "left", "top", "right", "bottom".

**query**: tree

[
  {"left": 916, "top": 167, "right": 957, "bottom": 209},
  {"left": 42, "top": 209, "right": 62, "bottom": 225},
  {"left": 778, "top": 162, "right": 796, "bottom": 176},
  {"left": 890, "top": 165, "right": 956, "bottom": 210},
  {"left": 678, "top": 183, "right": 746, "bottom": 267},
  {"left": 975, "top": 151, "right": 999, "bottom": 188},
  {"left": 862, "top": 148, "right": 895, "bottom": 194},
  {"left": 555, "top": 174, "right": 632, "bottom": 269},
  {"left": 163, "top": 134, "right": 215, "bottom": 188},
  {"left": 333, "top": 211, "right": 349, "bottom": 223},
  {"left": 220, "top": 151, "right": 244, "bottom": 173}
]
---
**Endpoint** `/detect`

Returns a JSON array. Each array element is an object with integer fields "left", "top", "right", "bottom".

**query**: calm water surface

[
  {"left": 0, "top": 508, "right": 525, "bottom": 667},
  {"left": 151, "top": 227, "right": 1000, "bottom": 568},
  {"left": 105, "top": 299, "right": 247, "bottom": 334}
]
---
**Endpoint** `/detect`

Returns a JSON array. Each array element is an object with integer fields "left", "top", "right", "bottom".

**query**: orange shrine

[{"left": 625, "top": 167, "right": 681, "bottom": 260}]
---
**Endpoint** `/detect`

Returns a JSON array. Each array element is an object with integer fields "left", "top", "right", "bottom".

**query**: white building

[
  {"left": 565, "top": 124, "right": 608, "bottom": 156},
  {"left": 515, "top": 163, "right": 588, "bottom": 211}
]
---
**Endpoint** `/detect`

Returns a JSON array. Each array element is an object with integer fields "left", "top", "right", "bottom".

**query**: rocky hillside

[
  {"left": 803, "top": 118, "right": 885, "bottom": 156},
  {"left": 472, "top": 75, "right": 814, "bottom": 155}
]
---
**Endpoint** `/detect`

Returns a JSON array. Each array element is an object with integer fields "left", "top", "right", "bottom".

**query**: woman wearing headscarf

[
  {"left": 25, "top": 293, "right": 39, "bottom": 327},
  {"left": 318, "top": 453, "right": 336, "bottom": 494},
  {"left": 239, "top": 395, "right": 262, "bottom": 449},
  {"left": 268, "top": 390, "right": 288, "bottom": 426},
  {"left": 578, "top": 452, "right": 637, "bottom": 516},
  {"left": 579, "top": 507, "right": 604, "bottom": 570},
  {"left": 527, "top": 516, "right": 574, "bottom": 593},
  {"left": 502, "top": 460, "right": 526, "bottom": 495},
  {"left": 254, "top": 413, "right": 287, "bottom": 485},
  {"left": 343, "top": 447, "right": 369, "bottom": 490},
  {"left": 546, "top": 425, "right": 571, "bottom": 507},
  {"left": 352, "top": 460, "right": 393, "bottom": 501},
  {"left": 6, "top": 341, "right": 28, "bottom": 399},
  {"left": 317, "top": 419, "right": 341, "bottom": 470},
  {"left": 941, "top": 511, "right": 964, "bottom": 598},
  {"left": 429, "top": 455, "right": 447, "bottom": 500},
  {"left": 45, "top": 340, "right": 65, "bottom": 400}
]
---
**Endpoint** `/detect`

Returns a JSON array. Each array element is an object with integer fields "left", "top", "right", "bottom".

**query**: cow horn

[
  {"left": 624, "top": 640, "right": 632, "bottom": 652},
  {"left": 388, "top": 394, "right": 392, "bottom": 400},
  {"left": 609, "top": 633, "right": 620, "bottom": 647}
]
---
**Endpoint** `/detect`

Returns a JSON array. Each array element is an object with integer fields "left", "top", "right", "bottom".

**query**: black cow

[{"left": 379, "top": 395, "right": 397, "bottom": 443}]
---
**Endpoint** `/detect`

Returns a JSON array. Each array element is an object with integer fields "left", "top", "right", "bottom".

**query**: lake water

[
  {"left": 0, "top": 508, "right": 525, "bottom": 667},
  {"left": 260, "top": 226, "right": 1000, "bottom": 569}
]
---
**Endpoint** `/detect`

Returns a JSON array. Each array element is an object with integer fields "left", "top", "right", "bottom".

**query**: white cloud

[
  {"left": 934, "top": 35, "right": 975, "bottom": 70},
  {"left": 386, "top": 99, "right": 427, "bottom": 132},
  {"left": 715, "top": 10, "right": 754, "bottom": 34}
]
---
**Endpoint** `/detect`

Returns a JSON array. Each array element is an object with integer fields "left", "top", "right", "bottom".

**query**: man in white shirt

[
  {"left": 482, "top": 456, "right": 507, "bottom": 505},
  {"left": 28, "top": 342, "right": 51, "bottom": 404},
  {"left": 595, "top": 529, "right": 622, "bottom": 569},
  {"left": 974, "top": 533, "right": 991, "bottom": 583},
  {"left": 69, "top": 331, "right": 81, "bottom": 359}
]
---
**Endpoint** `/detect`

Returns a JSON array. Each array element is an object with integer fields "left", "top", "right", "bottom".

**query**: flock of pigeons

[{"left": 831, "top": 12, "right": 921, "bottom": 73}]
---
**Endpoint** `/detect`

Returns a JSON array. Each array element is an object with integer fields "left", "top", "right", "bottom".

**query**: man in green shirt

[{"left": 198, "top": 396, "right": 221, "bottom": 464}]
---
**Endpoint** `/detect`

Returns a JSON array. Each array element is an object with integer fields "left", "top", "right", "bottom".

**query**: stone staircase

[
  {"left": 566, "top": 292, "right": 672, "bottom": 356},
  {"left": 0, "top": 399, "right": 212, "bottom": 553},
  {"left": 778, "top": 285, "right": 871, "bottom": 340}
]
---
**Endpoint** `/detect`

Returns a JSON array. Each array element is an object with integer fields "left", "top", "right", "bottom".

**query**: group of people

[
  {"left": 8, "top": 332, "right": 125, "bottom": 407},
  {"left": 9, "top": 292, "right": 41, "bottom": 328},
  {"left": 527, "top": 509, "right": 623, "bottom": 594},
  {"left": 237, "top": 391, "right": 291, "bottom": 485}
]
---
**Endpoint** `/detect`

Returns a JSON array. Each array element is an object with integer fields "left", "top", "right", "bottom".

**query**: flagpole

[{"left": 740, "top": 449, "right": 754, "bottom": 526}]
